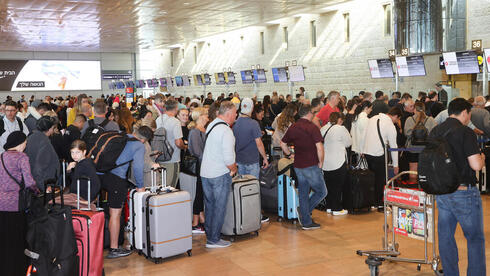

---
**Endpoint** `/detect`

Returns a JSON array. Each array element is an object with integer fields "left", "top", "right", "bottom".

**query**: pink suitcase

[{"left": 71, "top": 177, "right": 105, "bottom": 276}]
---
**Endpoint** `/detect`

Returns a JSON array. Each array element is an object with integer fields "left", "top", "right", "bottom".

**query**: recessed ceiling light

[{"left": 183, "top": 2, "right": 190, "bottom": 5}]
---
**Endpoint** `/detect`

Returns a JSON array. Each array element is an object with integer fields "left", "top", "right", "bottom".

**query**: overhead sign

[
  {"left": 395, "top": 56, "right": 426, "bottom": 77},
  {"left": 368, "top": 59, "right": 394, "bottom": 78},
  {"left": 0, "top": 60, "right": 101, "bottom": 91},
  {"left": 472, "top": 39, "right": 482, "bottom": 51},
  {"left": 485, "top": 49, "right": 490, "bottom": 73},
  {"left": 102, "top": 70, "right": 132, "bottom": 80},
  {"left": 443, "top": 51, "right": 480, "bottom": 75},
  {"left": 288, "top": 65, "right": 305, "bottom": 82}
]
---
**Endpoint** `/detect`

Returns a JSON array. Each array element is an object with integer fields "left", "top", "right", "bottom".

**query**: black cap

[{"left": 4, "top": 131, "right": 27, "bottom": 150}]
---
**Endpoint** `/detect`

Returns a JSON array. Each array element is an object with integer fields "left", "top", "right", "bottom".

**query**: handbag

[
  {"left": 1, "top": 153, "right": 33, "bottom": 212},
  {"left": 180, "top": 149, "right": 199, "bottom": 176}
]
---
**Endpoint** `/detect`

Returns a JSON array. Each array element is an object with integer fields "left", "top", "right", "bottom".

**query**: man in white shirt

[
  {"left": 201, "top": 101, "right": 237, "bottom": 248},
  {"left": 0, "top": 101, "right": 29, "bottom": 153},
  {"left": 156, "top": 99, "right": 185, "bottom": 187},
  {"left": 362, "top": 107, "right": 402, "bottom": 212}
]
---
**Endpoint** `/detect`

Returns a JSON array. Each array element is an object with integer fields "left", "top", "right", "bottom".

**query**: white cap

[{"left": 240, "top": 97, "right": 254, "bottom": 115}]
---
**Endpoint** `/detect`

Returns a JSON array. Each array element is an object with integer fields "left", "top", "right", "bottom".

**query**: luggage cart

[{"left": 357, "top": 148, "right": 443, "bottom": 276}]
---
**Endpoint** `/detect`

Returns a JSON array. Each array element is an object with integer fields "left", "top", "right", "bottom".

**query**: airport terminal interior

[{"left": 1, "top": 0, "right": 490, "bottom": 275}]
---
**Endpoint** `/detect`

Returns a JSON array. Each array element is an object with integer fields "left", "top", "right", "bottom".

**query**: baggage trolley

[{"left": 356, "top": 148, "right": 442, "bottom": 276}]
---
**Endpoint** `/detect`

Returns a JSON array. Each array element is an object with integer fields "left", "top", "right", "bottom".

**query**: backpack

[
  {"left": 151, "top": 116, "right": 175, "bottom": 162},
  {"left": 81, "top": 119, "right": 110, "bottom": 151},
  {"left": 418, "top": 127, "right": 461, "bottom": 194},
  {"left": 86, "top": 131, "right": 133, "bottom": 172},
  {"left": 410, "top": 117, "right": 429, "bottom": 145},
  {"left": 0, "top": 116, "right": 24, "bottom": 136}
]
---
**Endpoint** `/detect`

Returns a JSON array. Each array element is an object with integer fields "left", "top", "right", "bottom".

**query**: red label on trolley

[
  {"left": 385, "top": 190, "right": 420, "bottom": 207},
  {"left": 394, "top": 227, "right": 408, "bottom": 236}
]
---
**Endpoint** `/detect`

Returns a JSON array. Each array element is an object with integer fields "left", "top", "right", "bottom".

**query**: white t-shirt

[{"left": 321, "top": 123, "right": 352, "bottom": 171}]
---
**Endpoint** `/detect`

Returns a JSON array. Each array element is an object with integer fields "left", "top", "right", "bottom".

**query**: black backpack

[
  {"left": 0, "top": 116, "right": 24, "bottom": 136},
  {"left": 418, "top": 127, "right": 460, "bottom": 194},
  {"left": 410, "top": 117, "right": 429, "bottom": 145},
  {"left": 86, "top": 131, "right": 134, "bottom": 172},
  {"left": 81, "top": 119, "right": 110, "bottom": 151},
  {"left": 151, "top": 126, "right": 174, "bottom": 163}
]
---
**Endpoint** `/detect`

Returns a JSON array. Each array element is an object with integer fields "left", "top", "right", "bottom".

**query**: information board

[
  {"left": 241, "top": 70, "right": 253, "bottom": 84},
  {"left": 272, "top": 67, "right": 288, "bottom": 82},
  {"left": 368, "top": 59, "right": 394, "bottom": 78},
  {"left": 288, "top": 65, "right": 305, "bottom": 82},
  {"left": 485, "top": 49, "right": 490, "bottom": 73},
  {"left": 395, "top": 56, "right": 426, "bottom": 77},
  {"left": 443, "top": 51, "right": 480, "bottom": 75}
]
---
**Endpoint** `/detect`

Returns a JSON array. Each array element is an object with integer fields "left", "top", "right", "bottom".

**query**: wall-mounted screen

[
  {"left": 484, "top": 49, "right": 490, "bottom": 73},
  {"left": 443, "top": 51, "right": 480, "bottom": 75},
  {"left": 368, "top": 59, "right": 394, "bottom": 78},
  {"left": 288, "top": 65, "right": 305, "bottom": 82},
  {"left": 125, "top": 81, "right": 135, "bottom": 88},
  {"left": 159, "top": 78, "right": 167, "bottom": 87},
  {"left": 175, "top": 76, "right": 184, "bottom": 87},
  {"left": 253, "top": 69, "right": 267, "bottom": 83},
  {"left": 241, "top": 70, "right": 253, "bottom": 84},
  {"left": 202, "top": 74, "right": 211, "bottom": 85},
  {"left": 225, "top": 72, "right": 236, "bottom": 84},
  {"left": 215, "top": 73, "right": 226, "bottom": 85},
  {"left": 0, "top": 60, "right": 101, "bottom": 91},
  {"left": 166, "top": 77, "right": 173, "bottom": 87},
  {"left": 116, "top": 81, "right": 126, "bottom": 89},
  {"left": 272, "top": 67, "right": 288, "bottom": 82},
  {"left": 183, "top": 76, "right": 191, "bottom": 86},
  {"left": 146, "top": 79, "right": 159, "bottom": 88},
  {"left": 194, "top": 75, "right": 203, "bottom": 86},
  {"left": 395, "top": 56, "right": 426, "bottom": 77},
  {"left": 108, "top": 82, "right": 116, "bottom": 90}
]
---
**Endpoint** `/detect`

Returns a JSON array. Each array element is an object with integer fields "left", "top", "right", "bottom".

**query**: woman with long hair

[
  {"left": 272, "top": 103, "right": 297, "bottom": 149},
  {"left": 404, "top": 101, "right": 437, "bottom": 183},
  {"left": 262, "top": 95, "right": 272, "bottom": 126}
]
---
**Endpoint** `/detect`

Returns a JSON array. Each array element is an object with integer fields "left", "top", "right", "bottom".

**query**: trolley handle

[{"left": 386, "top": 171, "right": 418, "bottom": 187}]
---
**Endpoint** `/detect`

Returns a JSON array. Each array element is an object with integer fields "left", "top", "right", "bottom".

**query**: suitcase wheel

[
  {"left": 187, "top": 250, "right": 192, "bottom": 257},
  {"left": 153, "top": 258, "right": 162, "bottom": 264},
  {"left": 255, "top": 231, "right": 259, "bottom": 236},
  {"left": 292, "top": 220, "right": 297, "bottom": 225},
  {"left": 230, "top": 237, "right": 235, "bottom": 242},
  {"left": 277, "top": 217, "right": 283, "bottom": 222}
]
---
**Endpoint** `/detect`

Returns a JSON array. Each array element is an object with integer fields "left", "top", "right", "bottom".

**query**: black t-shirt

[
  {"left": 425, "top": 101, "right": 445, "bottom": 118},
  {"left": 69, "top": 158, "right": 101, "bottom": 202},
  {"left": 429, "top": 117, "right": 480, "bottom": 185}
]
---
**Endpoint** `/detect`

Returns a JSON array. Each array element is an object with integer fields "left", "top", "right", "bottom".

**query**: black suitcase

[
  {"left": 260, "top": 185, "right": 278, "bottom": 213},
  {"left": 344, "top": 167, "right": 375, "bottom": 212}
]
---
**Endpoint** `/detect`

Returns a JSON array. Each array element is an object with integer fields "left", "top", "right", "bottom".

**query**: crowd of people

[{"left": 0, "top": 86, "right": 488, "bottom": 275}]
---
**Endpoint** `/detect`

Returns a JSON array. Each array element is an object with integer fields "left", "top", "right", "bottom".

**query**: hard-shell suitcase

[
  {"left": 141, "top": 168, "right": 192, "bottom": 263},
  {"left": 221, "top": 175, "right": 261, "bottom": 237},
  {"left": 71, "top": 177, "right": 105, "bottom": 276},
  {"left": 277, "top": 174, "right": 299, "bottom": 221},
  {"left": 344, "top": 167, "right": 375, "bottom": 212}
]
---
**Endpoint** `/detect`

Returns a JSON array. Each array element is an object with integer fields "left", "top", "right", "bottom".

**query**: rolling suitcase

[
  {"left": 277, "top": 174, "right": 299, "bottom": 221},
  {"left": 71, "top": 177, "right": 105, "bottom": 276},
  {"left": 141, "top": 168, "right": 192, "bottom": 263},
  {"left": 222, "top": 175, "right": 261, "bottom": 237},
  {"left": 344, "top": 165, "right": 375, "bottom": 212}
]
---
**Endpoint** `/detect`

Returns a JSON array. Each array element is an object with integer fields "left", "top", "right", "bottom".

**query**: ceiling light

[{"left": 183, "top": 2, "right": 190, "bottom": 5}]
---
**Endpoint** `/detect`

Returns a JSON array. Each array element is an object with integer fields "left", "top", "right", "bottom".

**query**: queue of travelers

[{"left": 0, "top": 87, "right": 487, "bottom": 275}]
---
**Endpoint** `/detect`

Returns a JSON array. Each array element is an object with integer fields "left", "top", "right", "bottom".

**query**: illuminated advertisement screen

[{"left": 0, "top": 60, "right": 101, "bottom": 91}]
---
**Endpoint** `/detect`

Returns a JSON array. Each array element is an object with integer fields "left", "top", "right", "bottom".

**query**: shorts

[
  {"left": 101, "top": 173, "right": 128, "bottom": 209},
  {"left": 406, "top": 151, "right": 419, "bottom": 163}
]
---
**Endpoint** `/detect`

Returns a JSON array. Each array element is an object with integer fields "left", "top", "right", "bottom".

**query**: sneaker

[
  {"left": 326, "top": 209, "right": 332, "bottom": 214},
  {"left": 302, "top": 221, "right": 321, "bottom": 230},
  {"left": 377, "top": 206, "right": 385, "bottom": 213},
  {"left": 205, "top": 239, "right": 232, "bottom": 249},
  {"left": 261, "top": 215, "right": 270, "bottom": 223},
  {"left": 192, "top": 225, "right": 205, "bottom": 234},
  {"left": 332, "top": 210, "right": 348, "bottom": 216},
  {"left": 106, "top": 248, "right": 133, "bottom": 259}
]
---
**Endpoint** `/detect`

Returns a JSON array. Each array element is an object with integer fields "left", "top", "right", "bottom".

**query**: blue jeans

[
  {"left": 237, "top": 162, "right": 260, "bottom": 179},
  {"left": 202, "top": 173, "right": 232, "bottom": 243},
  {"left": 294, "top": 165, "right": 328, "bottom": 226},
  {"left": 436, "top": 186, "right": 486, "bottom": 276}
]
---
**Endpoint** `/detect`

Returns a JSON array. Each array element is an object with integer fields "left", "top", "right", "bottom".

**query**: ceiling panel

[{"left": 0, "top": 0, "right": 347, "bottom": 53}]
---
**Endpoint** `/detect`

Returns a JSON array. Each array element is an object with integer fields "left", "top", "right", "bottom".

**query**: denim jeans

[
  {"left": 202, "top": 173, "right": 232, "bottom": 243},
  {"left": 294, "top": 165, "right": 328, "bottom": 226},
  {"left": 237, "top": 162, "right": 260, "bottom": 179},
  {"left": 436, "top": 186, "right": 486, "bottom": 276}
]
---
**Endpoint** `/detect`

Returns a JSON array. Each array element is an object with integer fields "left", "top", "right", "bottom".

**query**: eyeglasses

[{"left": 5, "top": 109, "right": 17, "bottom": 113}]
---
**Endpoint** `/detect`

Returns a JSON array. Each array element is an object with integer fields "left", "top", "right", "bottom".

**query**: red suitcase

[{"left": 72, "top": 177, "right": 105, "bottom": 276}]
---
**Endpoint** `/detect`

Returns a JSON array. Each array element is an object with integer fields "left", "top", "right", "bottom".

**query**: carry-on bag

[
  {"left": 25, "top": 180, "right": 79, "bottom": 276},
  {"left": 141, "top": 168, "right": 192, "bottom": 263},
  {"left": 344, "top": 157, "right": 375, "bottom": 212},
  {"left": 222, "top": 175, "right": 261, "bottom": 237},
  {"left": 277, "top": 173, "right": 299, "bottom": 221},
  {"left": 71, "top": 177, "right": 105, "bottom": 276}
]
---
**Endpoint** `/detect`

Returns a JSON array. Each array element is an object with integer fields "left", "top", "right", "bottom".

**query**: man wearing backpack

[
  {"left": 0, "top": 101, "right": 29, "bottom": 153},
  {"left": 81, "top": 100, "right": 119, "bottom": 137},
  {"left": 426, "top": 98, "right": 486, "bottom": 275},
  {"left": 156, "top": 99, "right": 185, "bottom": 187}
]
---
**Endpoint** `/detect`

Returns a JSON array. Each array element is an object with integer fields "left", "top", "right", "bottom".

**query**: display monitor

[
  {"left": 288, "top": 65, "right": 305, "bottom": 82},
  {"left": 395, "top": 56, "right": 426, "bottom": 77},
  {"left": 159, "top": 78, "right": 167, "bottom": 87},
  {"left": 0, "top": 60, "right": 102, "bottom": 91},
  {"left": 175, "top": 76, "right": 184, "bottom": 87},
  {"left": 202, "top": 74, "right": 211, "bottom": 85},
  {"left": 443, "top": 51, "right": 480, "bottom": 75},
  {"left": 368, "top": 59, "right": 394, "bottom": 78},
  {"left": 146, "top": 79, "right": 158, "bottom": 88},
  {"left": 138, "top": 80, "right": 146, "bottom": 88},
  {"left": 215, "top": 73, "right": 226, "bottom": 85},
  {"left": 125, "top": 80, "right": 134, "bottom": 88},
  {"left": 166, "top": 77, "right": 173, "bottom": 87},
  {"left": 183, "top": 76, "right": 191, "bottom": 86},
  {"left": 108, "top": 82, "right": 116, "bottom": 90},
  {"left": 194, "top": 74, "right": 203, "bottom": 86},
  {"left": 135, "top": 80, "right": 141, "bottom": 88},
  {"left": 253, "top": 69, "right": 267, "bottom": 83},
  {"left": 272, "top": 67, "right": 288, "bottom": 82},
  {"left": 241, "top": 70, "right": 253, "bottom": 84},
  {"left": 225, "top": 72, "right": 236, "bottom": 84},
  {"left": 484, "top": 49, "right": 490, "bottom": 73}
]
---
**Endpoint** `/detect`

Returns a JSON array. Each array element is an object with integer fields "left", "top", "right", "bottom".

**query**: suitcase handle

[
  {"left": 44, "top": 179, "right": 64, "bottom": 208},
  {"left": 77, "top": 176, "right": 92, "bottom": 211},
  {"left": 150, "top": 166, "right": 166, "bottom": 193}
]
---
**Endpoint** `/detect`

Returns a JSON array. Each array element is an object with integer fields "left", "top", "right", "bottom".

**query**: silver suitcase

[
  {"left": 141, "top": 168, "right": 192, "bottom": 263},
  {"left": 221, "top": 175, "right": 261, "bottom": 237}
]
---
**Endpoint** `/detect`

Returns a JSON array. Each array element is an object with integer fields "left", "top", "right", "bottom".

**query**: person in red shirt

[
  {"left": 280, "top": 104, "right": 327, "bottom": 230},
  {"left": 313, "top": 91, "right": 340, "bottom": 128}
]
